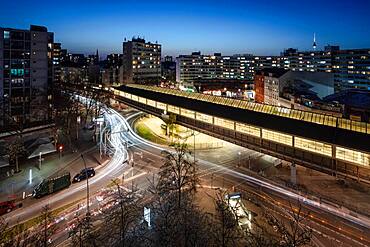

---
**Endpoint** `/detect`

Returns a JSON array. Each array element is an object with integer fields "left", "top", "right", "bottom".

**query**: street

[{"left": 2, "top": 106, "right": 370, "bottom": 247}]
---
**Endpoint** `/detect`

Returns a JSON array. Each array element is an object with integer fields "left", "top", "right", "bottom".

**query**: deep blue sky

[{"left": 1, "top": 0, "right": 370, "bottom": 57}]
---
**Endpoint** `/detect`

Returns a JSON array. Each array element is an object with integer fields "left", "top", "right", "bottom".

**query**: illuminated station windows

[
  {"left": 138, "top": 97, "right": 147, "bottom": 105},
  {"left": 295, "top": 137, "right": 332, "bottom": 156},
  {"left": 336, "top": 147, "right": 370, "bottom": 167},
  {"left": 147, "top": 99, "right": 156, "bottom": 107},
  {"left": 168, "top": 105, "right": 180, "bottom": 114},
  {"left": 235, "top": 123, "right": 260, "bottom": 137},
  {"left": 131, "top": 95, "right": 139, "bottom": 102},
  {"left": 156, "top": 102, "right": 167, "bottom": 111},
  {"left": 113, "top": 88, "right": 370, "bottom": 169},
  {"left": 214, "top": 117, "right": 234, "bottom": 130},
  {"left": 180, "top": 109, "right": 195, "bottom": 119},
  {"left": 196, "top": 112, "right": 213, "bottom": 124},
  {"left": 262, "top": 129, "right": 293, "bottom": 146}
]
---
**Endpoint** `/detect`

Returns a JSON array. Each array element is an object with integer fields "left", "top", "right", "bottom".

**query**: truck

[{"left": 32, "top": 172, "right": 71, "bottom": 198}]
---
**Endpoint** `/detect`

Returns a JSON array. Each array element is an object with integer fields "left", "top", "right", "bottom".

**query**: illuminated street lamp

[
  {"left": 38, "top": 152, "right": 42, "bottom": 169},
  {"left": 130, "top": 158, "right": 134, "bottom": 191},
  {"left": 59, "top": 145, "right": 63, "bottom": 159},
  {"left": 76, "top": 116, "right": 81, "bottom": 140},
  {"left": 238, "top": 151, "right": 241, "bottom": 167}
]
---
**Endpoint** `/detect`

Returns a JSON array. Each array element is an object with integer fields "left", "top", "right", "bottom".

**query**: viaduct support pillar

[{"left": 291, "top": 163, "right": 297, "bottom": 185}]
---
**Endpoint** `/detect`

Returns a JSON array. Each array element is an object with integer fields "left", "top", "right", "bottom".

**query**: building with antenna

[
  {"left": 313, "top": 33, "right": 317, "bottom": 50},
  {"left": 121, "top": 37, "right": 161, "bottom": 85}
]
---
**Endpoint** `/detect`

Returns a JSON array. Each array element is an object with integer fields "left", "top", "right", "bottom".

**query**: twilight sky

[{"left": 1, "top": 0, "right": 370, "bottom": 57}]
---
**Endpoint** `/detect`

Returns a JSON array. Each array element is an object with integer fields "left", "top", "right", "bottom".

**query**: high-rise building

[
  {"left": 52, "top": 43, "right": 61, "bottom": 89},
  {"left": 0, "top": 25, "right": 56, "bottom": 130},
  {"left": 176, "top": 52, "right": 256, "bottom": 84},
  {"left": 101, "top": 53, "right": 122, "bottom": 86},
  {"left": 177, "top": 46, "right": 370, "bottom": 93},
  {"left": 254, "top": 68, "right": 287, "bottom": 105},
  {"left": 332, "top": 49, "right": 370, "bottom": 91},
  {"left": 161, "top": 56, "right": 176, "bottom": 82},
  {"left": 121, "top": 37, "right": 161, "bottom": 84}
]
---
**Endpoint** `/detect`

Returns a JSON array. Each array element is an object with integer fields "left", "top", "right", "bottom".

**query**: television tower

[{"left": 313, "top": 33, "right": 317, "bottom": 50}]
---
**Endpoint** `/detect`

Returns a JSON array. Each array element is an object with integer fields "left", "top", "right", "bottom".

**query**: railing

[{"left": 126, "top": 84, "right": 370, "bottom": 135}]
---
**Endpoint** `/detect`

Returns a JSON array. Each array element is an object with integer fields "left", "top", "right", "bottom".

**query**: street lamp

[
  {"left": 38, "top": 152, "right": 42, "bottom": 169},
  {"left": 59, "top": 145, "right": 63, "bottom": 159},
  {"left": 193, "top": 130, "right": 196, "bottom": 163},
  {"left": 81, "top": 154, "right": 90, "bottom": 216},
  {"left": 130, "top": 158, "right": 134, "bottom": 191},
  {"left": 76, "top": 116, "right": 81, "bottom": 140},
  {"left": 238, "top": 151, "right": 241, "bottom": 167}
]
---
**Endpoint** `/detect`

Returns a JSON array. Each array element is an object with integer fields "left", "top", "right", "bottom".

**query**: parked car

[
  {"left": 0, "top": 200, "right": 19, "bottom": 216},
  {"left": 73, "top": 167, "right": 95, "bottom": 182}
]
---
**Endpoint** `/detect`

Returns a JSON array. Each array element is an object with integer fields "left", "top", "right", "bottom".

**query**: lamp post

[
  {"left": 193, "top": 130, "right": 196, "bottom": 163},
  {"left": 38, "top": 152, "right": 42, "bottom": 170},
  {"left": 81, "top": 154, "right": 90, "bottom": 216},
  {"left": 76, "top": 116, "right": 81, "bottom": 140},
  {"left": 238, "top": 151, "right": 241, "bottom": 167},
  {"left": 59, "top": 145, "right": 63, "bottom": 159},
  {"left": 130, "top": 158, "right": 134, "bottom": 191}
]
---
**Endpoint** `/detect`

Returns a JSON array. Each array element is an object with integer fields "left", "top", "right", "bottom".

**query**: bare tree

[
  {"left": 158, "top": 141, "right": 199, "bottom": 208},
  {"left": 209, "top": 190, "right": 243, "bottom": 247},
  {"left": 54, "top": 95, "right": 80, "bottom": 150},
  {"left": 7, "top": 136, "right": 25, "bottom": 173},
  {"left": 264, "top": 202, "right": 312, "bottom": 247},
  {"left": 0, "top": 217, "right": 34, "bottom": 247},
  {"left": 69, "top": 214, "right": 97, "bottom": 247},
  {"left": 101, "top": 180, "right": 142, "bottom": 247},
  {"left": 33, "top": 205, "right": 57, "bottom": 247}
]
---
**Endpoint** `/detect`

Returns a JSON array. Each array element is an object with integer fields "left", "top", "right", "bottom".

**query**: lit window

[
  {"left": 262, "top": 129, "right": 292, "bottom": 146},
  {"left": 138, "top": 97, "right": 146, "bottom": 104},
  {"left": 157, "top": 102, "right": 167, "bottom": 111},
  {"left": 4, "top": 31, "right": 10, "bottom": 39},
  {"left": 147, "top": 99, "right": 156, "bottom": 107},
  {"left": 168, "top": 105, "right": 180, "bottom": 114},
  {"left": 180, "top": 109, "right": 195, "bottom": 119},
  {"left": 196, "top": 113, "right": 213, "bottom": 124},
  {"left": 131, "top": 95, "right": 138, "bottom": 102},
  {"left": 295, "top": 137, "right": 332, "bottom": 156},
  {"left": 214, "top": 117, "right": 234, "bottom": 130},
  {"left": 236, "top": 123, "right": 260, "bottom": 137},
  {"left": 336, "top": 147, "right": 370, "bottom": 167}
]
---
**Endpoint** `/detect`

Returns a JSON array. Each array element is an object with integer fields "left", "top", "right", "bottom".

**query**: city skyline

[{"left": 1, "top": 0, "right": 370, "bottom": 57}]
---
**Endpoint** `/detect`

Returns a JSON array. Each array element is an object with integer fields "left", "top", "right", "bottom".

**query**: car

[
  {"left": 0, "top": 201, "right": 17, "bottom": 216},
  {"left": 73, "top": 167, "right": 95, "bottom": 182}
]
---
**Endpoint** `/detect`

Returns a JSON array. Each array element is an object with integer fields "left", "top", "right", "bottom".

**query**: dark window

[
  {"left": 11, "top": 50, "right": 24, "bottom": 59},
  {"left": 25, "top": 42, "right": 31, "bottom": 50},
  {"left": 4, "top": 60, "right": 10, "bottom": 69},
  {"left": 3, "top": 79, "right": 10, "bottom": 87},
  {"left": 4, "top": 50, "right": 10, "bottom": 59},
  {"left": 24, "top": 78, "right": 30, "bottom": 86},
  {"left": 10, "top": 31, "right": 24, "bottom": 40},
  {"left": 3, "top": 39, "right": 10, "bottom": 49},
  {"left": 11, "top": 40, "right": 24, "bottom": 49},
  {"left": 11, "top": 59, "right": 24, "bottom": 69},
  {"left": 24, "top": 60, "right": 30, "bottom": 68},
  {"left": 4, "top": 69, "right": 10, "bottom": 78}
]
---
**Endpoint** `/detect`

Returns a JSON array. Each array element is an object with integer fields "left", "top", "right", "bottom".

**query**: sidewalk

[{"left": 0, "top": 129, "right": 105, "bottom": 201}]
